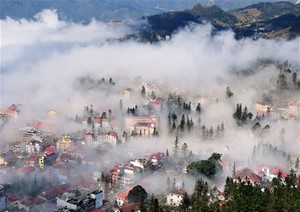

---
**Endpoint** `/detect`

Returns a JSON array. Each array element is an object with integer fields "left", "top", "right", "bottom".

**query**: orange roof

[
  {"left": 135, "top": 119, "right": 156, "bottom": 124},
  {"left": 117, "top": 192, "right": 128, "bottom": 199},
  {"left": 0, "top": 108, "right": 17, "bottom": 114},
  {"left": 32, "top": 121, "right": 55, "bottom": 129}
]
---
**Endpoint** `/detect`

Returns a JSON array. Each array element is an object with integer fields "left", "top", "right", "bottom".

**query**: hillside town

[
  {"left": 0, "top": 60, "right": 300, "bottom": 211},
  {"left": 1, "top": 0, "right": 300, "bottom": 211}
]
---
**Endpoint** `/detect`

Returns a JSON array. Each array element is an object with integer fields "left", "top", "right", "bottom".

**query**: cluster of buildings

[
  {"left": 256, "top": 100, "right": 300, "bottom": 121},
  {"left": 4, "top": 185, "right": 108, "bottom": 211},
  {"left": 94, "top": 152, "right": 165, "bottom": 190},
  {"left": 233, "top": 164, "right": 289, "bottom": 186}
]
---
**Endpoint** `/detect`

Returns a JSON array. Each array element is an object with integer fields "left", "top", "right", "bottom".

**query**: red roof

[
  {"left": 32, "top": 121, "right": 55, "bottom": 129},
  {"left": 111, "top": 165, "right": 120, "bottom": 172},
  {"left": 121, "top": 202, "right": 141, "bottom": 212},
  {"left": 29, "top": 155, "right": 37, "bottom": 161},
  {"left": 288, "top": 102, "right": 300, "bottom": 107},
  {"left": 86, "top": 131, "right": 93, "bottom": 136},
  {"left": 170, "top": 188, "right": 185, "bottom": 195},
  {"left": 93, "top": 118, "right": 108, "bottom": 123},
  {"left": 288, "top": 114, "right": 296, "bottom": 119},
  {"left": 108, "top": 132, "right": 118, "bottom": 138},
  {"left": 91, "top": 209, "right": 103, "bottom": 212},
  {"left": 135, "top": 119, "right": 156, "bottom": 124},
  {"left": 117, "top": 192, "right": 128, "bottom": 199},
  {"left": 254, "top": 164, "right": 273, "bottom": 171},
  {"left": 22, "top": 195, "right": 45, "bottom": 206},
  {"left": 8, "top": 194, "right": 22, "bottom": 202},
  {"left": 150, "top": 100, "right": 161, "bottom": 105},
  {"left": 0, "top": 108, "right": 17, "bottom": 114},
  {"left": 45, "top": 146, "right": 55, "bottom": 155},
  {"left": 150, "top": 152, "right": 165, "bottom": 159},
  {"left": 41, "top": 184, "right": 70, "bottom": 199},
  {"left": 271, "top": 168, "right": 282, "bottom": 175},
  {"left": 19, "top": 166, "right": 34, "bottom": 174},
  {"left": 234, "top": 168, "right": 261, "bottom": 184}
]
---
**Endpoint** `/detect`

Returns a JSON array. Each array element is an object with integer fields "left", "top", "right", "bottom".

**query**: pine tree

[
  {"left": 241, "top": 106, "right": 248, "bottom": 121},
  {"left": 221, "top": 122, "right": 225, "bottom": 131},
  {"left": 181, "top": 192, "right": 190, "bottom": 212},
  {"left": 141, "top": 85, "right": 146, "bottom": 97},
  {"left": 201, "top": 124, "right": 206, "bottom": 138},
  {"left": 196, "top": 103, "right": 201, "bottom": 114},
  {"left": 226, "top": 86, "right": 234, "bottom": 98},
  {"left": 209, "top": 127, "right": 214, "bottom": 140},
  {"left": 182, "top": 143, "right": 188, "bottom": 158},
  {"left": 119, "top": 99, "right": 123, "bottom": 110},
  {"left": 180, "top": 114, "right": 185, "bottom": 131},
  {"left": 148, "top": 194, "right": 159, "bottom": 212},
  {"left": 232, "top": 161, "right": 236, "bottom": 178},
  {"left": 167, "top": 177, "right": 171, "bottom": 192},
  {"left": 295, "top": 158, "right": 299, "bottom": 170},
  {"left": 172, "top": 178, "right": 176, "bottom": 190},
  {"left": 174, "top": 136, "right": 179, "bottom": 156}
]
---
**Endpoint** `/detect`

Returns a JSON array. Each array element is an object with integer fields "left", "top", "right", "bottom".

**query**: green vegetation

[
  {"left": 187, "top": 153, "right": 223, "bottom": 179},
  {"left": 188, "top": 4, "right": 238, "bottom": 26},
  {"left": 223, "top": 170, "right": 300, "bottom": 211},
  {"left": 128, "top": 185, "right": 148, "bottom": 204}
]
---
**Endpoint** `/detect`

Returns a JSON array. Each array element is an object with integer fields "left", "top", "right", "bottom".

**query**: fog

[{"left": 1, "top": 9, "right": 300, "bottom": 196}]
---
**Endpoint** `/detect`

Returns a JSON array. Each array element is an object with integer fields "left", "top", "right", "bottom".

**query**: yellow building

[
  {"left": 56, "top": 135, "right": 72, "bottom": 151},
  {"left": 39, "top": 156, "right": 45, "bottom": 169},
  {"left": 256, "top": 102, "right": 270, "bottom": 112},
  {"left": 47, "top": 110, "right": 57, "bottom": 117},
  {"left": 124, "top": 88, "right": 132, "bottom": 99},
  {"left": 0, "top": 156, "right": 5, "bottom": 166}
]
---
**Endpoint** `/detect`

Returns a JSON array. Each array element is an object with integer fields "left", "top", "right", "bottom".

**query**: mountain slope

[
  {"left": 187, "top": 4, "right": 238, "bottom": 26},
  {"left": 233, "top": 1, "right": 300, "bottom": 23},
  {"left": 145, "top": 3, "right": 236, "bottom": 35}
]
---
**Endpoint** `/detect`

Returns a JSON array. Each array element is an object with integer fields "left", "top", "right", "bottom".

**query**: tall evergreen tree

[
  {"left": 174, "top": 136, "right": 179, "bottom": 157},
  {"left": 141, "top": 85, "right": 146, "bottom": 97},
  {"left": 295, "top": 157, "right": 299, "bottom": 170},
  {"left": 196, "top": 103, "right": 202, "bottom": 114}
]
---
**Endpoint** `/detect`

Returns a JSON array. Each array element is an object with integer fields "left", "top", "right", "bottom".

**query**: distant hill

[
  {"left": 233, "top": 1, "right": 300, "bottom": 23},
  {"left": 140, "top": 2, "right": 300, "bottom": 41},
  {"left": 145, "top": 12, "right": 202, "bottom": 35},
  {"left": 187, "top": 4, "right": 238, "bottom": 26},
  {"left": 0, "top": 0, "right": 296, "bottom": 22},
  {"left": 258, "top": 14, "right": 300, "bottom": 39},
  {"left": 145, "top": 4, "right": 236, "bottom": 35}
]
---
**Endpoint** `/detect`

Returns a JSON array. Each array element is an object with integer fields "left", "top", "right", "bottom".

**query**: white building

[
  {"left": 57, "top": 189, "right": 87, "bottom": 211},
  {"left": 25, "top": 140, "right": 42, "bottom": 154},
  {"left": 166, "top": 188, "right": 185, "bottom": 206},
  {"left": 98, "top": 132, "right": 118, "bottom": 146}
]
